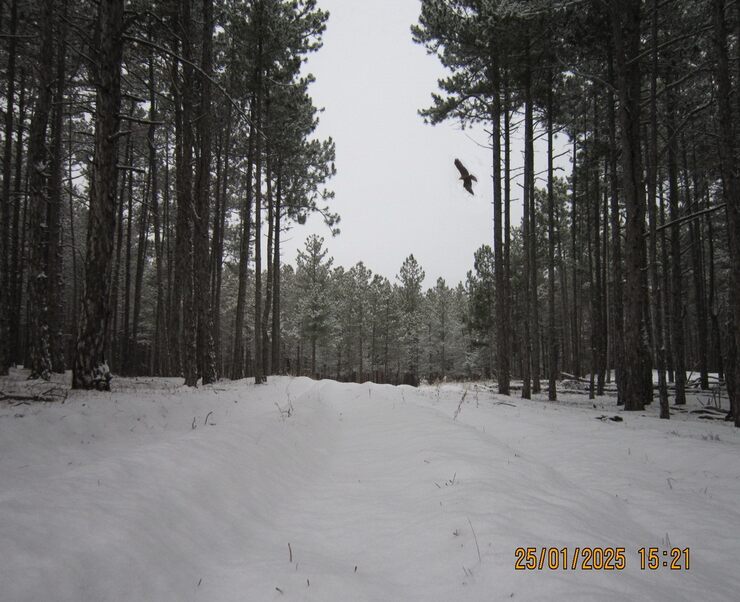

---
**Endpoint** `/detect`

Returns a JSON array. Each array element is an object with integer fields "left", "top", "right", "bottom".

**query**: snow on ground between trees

[{"left": 1, "top": 370, "right": 739, "bottom": 601}]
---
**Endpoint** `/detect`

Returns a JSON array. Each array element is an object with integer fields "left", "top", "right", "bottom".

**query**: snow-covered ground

[{"left": 1, "top": 370, "right": 739, "bottom": 601}]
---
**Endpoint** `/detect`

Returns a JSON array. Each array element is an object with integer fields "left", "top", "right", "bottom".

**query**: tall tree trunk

[
  {"left": 26, "top": 0, "right": 56, "bottom": 381},
  {"left": 131, "top": 162, "right": 151, "bottom": 375},
  {"left": 547, "top": 71, "right": 557, "bottom": 401},
  {"left": 571, "top": 131, "right": 581, "bottom": 377},
  {"left": 109, "top": 136, "right": 130, "bottom": 370},
  {"left": 557, "top": 183, "right": 570, "bottom": 378},
  {"left": 660, "top": 180, "right": 674, "bottom": 383},
  {"left": 195, "top": 0, "right": 218, "bottom": 385},
  {"left": 262, "top": 116, "right": 273, "bottom": 376},
  {"left": 647, "top": 0, "right": 669, "bottom": 418},
  {"left": 592, "top": 96, "right": 605, "bottom": 396},
  {"left": 72, "top": 0, "right": 125, "bottom": 390},
  {"left": 253, "top": 20, "right": 266, "bottom": 385},
  {"left": 609, "top": 0, "right": 651, "bottom": 410},
  {"left": 231, "top": 99, "right": 255, "bottom": 380},
  {"left": 687, "top": 145, "right": 709, "bottom": 390},
  {"left": 707, "top": 205, "right": 722, "bottom": 379},
  {"left": 148, "top": 38, "right": 167, "bottom": 377},
  {"left": 121, "top": 145, "right": 134, "bottom": 373},
  {"left": 67, "top": 105, "right": 78, "bottom": 363},
  {"left": 665, "top": 67, "right": 686, "bottom": 406},
  {"left": 9, "top": 69, "right": 26, "bottom": 367},
  {"left": 521, "top": 35, "right": 533, "bottom": 400},
  {"left": 586, "top": 171, "right": 596, "bottom": 400},
  {"left": 271, "top": 165, "right": 282, "bottom": 374},
  {"left": 164, "top": 128, "right": 178, "bottom": 376},
  {"left": 529, "top": 75, "right": 541, "bottom": 394},
  {"left": 491, "top": 49, "right": 508, "bottom": 395},
  {"left": 503, "top": 69, "right": 512, "bottom": 385},
  {"left": 175, "top": 0, "right": 198, "bottom": 387},
  {"left": 211, "top": 115, "right": 230, "bottom": 376},
  {"left": 0, "top": 0, "right": 19, "bottom": 374},
  {"left": 47, "top": 3, "right": 68, "bottom": 374},
  {"left": 711, "top": 0, "right": 740, "bottom": 426}
]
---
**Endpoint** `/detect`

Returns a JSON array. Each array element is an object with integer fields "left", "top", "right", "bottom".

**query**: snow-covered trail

[{"left": 1, "top": 374, "right": 739, "bottom": 601}]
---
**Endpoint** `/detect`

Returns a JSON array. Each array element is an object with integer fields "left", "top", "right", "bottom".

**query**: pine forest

[{"left": 1, "top": 2, "right": 740, "bottom": 599}]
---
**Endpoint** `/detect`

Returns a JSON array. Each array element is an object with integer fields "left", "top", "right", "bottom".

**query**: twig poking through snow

[
  {"left": 191, "top": 417, "right": 196, "bottom": 430},
  {"left": 204, "top": 411, "right": 214, "bottom": 426},
  {"left": 288, "top": 542, "right": 292, "bottom": 563},
  {"left": 453, "top": 389, "right": 468, "bottom": 421},
  {"left": 275, "top": 586, "right": 283, "bottom": 594},
  {"left": 275, "top": 401, "right": 294, "bottom": 421},
  {"left": 467, "top": 517, "right": 481, "bottom": 563}
]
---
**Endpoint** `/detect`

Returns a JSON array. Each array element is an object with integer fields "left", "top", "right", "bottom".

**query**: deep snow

[{"left": 1, "top": 370, "right": 739, "bottom": 601}]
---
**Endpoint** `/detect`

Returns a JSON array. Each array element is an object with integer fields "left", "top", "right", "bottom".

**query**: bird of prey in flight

[{"left": 454, "top": 158, "right": 477, "bottom": 195}]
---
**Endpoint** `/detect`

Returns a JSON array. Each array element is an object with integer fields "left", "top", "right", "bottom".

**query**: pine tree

[{"left": 73, "top": 0, "right": 125, "bottom": 390}]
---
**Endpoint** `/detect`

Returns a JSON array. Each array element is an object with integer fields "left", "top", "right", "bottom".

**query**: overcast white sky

[{"left": 281, "top": 0, "right": 569, "bottom": 288}]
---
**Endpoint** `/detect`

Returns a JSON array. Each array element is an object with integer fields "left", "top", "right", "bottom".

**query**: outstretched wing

[{"left": 454, "top": 158, "right": 469, "bottom": 178}]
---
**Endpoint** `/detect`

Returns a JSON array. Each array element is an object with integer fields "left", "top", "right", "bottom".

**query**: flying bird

[{"left": 454, "top": 158, "right": 477, "bottom": 195}]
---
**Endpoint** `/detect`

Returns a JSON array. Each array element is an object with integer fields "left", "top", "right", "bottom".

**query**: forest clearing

[{"left": 2, "top": 371, "right": 739, "bottom": 601}]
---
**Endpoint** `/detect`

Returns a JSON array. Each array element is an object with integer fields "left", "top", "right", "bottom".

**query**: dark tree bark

[
  {"left": 592, "top": 96, "right": 605, "bottom": 396},
  {"left": 491, "top": 50, "right": 509, "bottom": 395},
  {"left": 528, "top": 74, "right": 541, "bottom": 395},
  {"left": 26, "top": 0, "right": 56, "bottom": 381},
  {"left": 547, "top": 70, "right": 557, "bottom": 401},
  {"left": 211, "top": 114, "right": 230, "bottom": 376},
  {"left": 586, "top": 171, "right": 596, "bottom": 400},
  {"left": 47, "top": 1, "right": 68, "bottom": 374},
  {"left": 707, "top": 205, "right": 722, "bottom": 379},
  {"left": 660, "top": 180, "right": 674, "bottom": 383},
  {"left": 148, "top": 38, "right": 167, "bottom": 377},
  {"left": 711, "top": 0, "right": 740, "bottom": 426},
  {"left": 121, "top": 143, "right": 134, "bottom": 372},
  {"left": 262, "top": 109, "right": 273, "bottom": 376},
  {"left": 131, "top": 157, "right": 151, "bottom": 375},
  {"left": 67, "top": 107, "right": 78, "bottom": 361},
  {"left": 271, "top": 165, "right": 282, "bottom": 374},
  {"left": 665, "top": 68, "right": 687, "bottom": 406},
  {"left": 687, "top": 146, "right": 709, "bottom": 390},
  {"left": 0, "top": 0, "right": 19, "bottom": 375},
  {"left": 647, "top": 0, "right": 669, "bottom": 418},
  {"left": 571, "top": 131, "right": 581, "bottom": 378},
  {"left": 109, "top": 134, "right": 131, "bottom": 370},
  {"left": 72, "top": 0, "right": 125, "bottom": 390},
  {"left": 194, "top": 0, "right": 218, "bottom": 385},
  {"left": 231, "top": 99, "right": 254, "bottom": 380},
  {"left": 253, "top": 15, "right": 266, "bottom": 385},
  {"left": 521, "top": 35, "right": 533, "bottom": 400},
  {"left": 503, "top": 69, "right": 512, "bottom": 389},
  {"left": 164, "top": 127, "right": 179, "bottom": 376},
  {"left": 175, "top": 0, "right": 198, "bottom": 387},
  {"left": 609, "top": 0, "right": 651, "bottom": 410},
  {"left": 9, "top": 68, "right": 26, "bottom": 368}
]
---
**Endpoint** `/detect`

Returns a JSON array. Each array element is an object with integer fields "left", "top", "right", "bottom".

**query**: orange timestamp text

[{"left": 514, "top": 547, "right": 690, "bottom": 571}]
